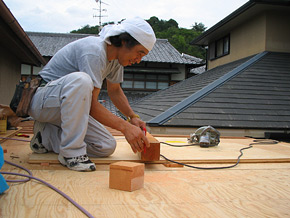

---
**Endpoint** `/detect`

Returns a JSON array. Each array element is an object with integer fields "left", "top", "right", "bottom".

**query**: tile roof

[
  {"left": 142, "top": 39, "right": 202, "bottom": 64},
  {"left": 131, "top": 52, "right": 290, "bottom": 130},
  {"left": 26, "top": 32, "right": 203, "bottom": 65},
  {"left": 99, "top": 91, "right": 152, "bottom": 118},
  {"left": 26, "top": 32, "right": 94, "bottom": 57}
]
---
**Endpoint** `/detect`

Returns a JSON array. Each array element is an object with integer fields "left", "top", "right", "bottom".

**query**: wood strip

[
  {"left": 151, "top": 134, "right": 249, "bottom": 139},
  {"left": 0, "top": 128, "right": 22, "bottom": 143},
  {"left": 26, "top": 129, "right": 290, "bottom": 165},
  {"left": 28, "top": 137, "right": 290, "bottom": 165}
]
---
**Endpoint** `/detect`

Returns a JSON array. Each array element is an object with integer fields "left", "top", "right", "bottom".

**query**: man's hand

[
  {"left": 130, "top": 116, "right": 146, "bottom": 130},
  {"left": 123, "top": 123, "right": 149, "bottom": 153},
  {"left": 105, "top": 81, "right": 150, "bottom": 153}
]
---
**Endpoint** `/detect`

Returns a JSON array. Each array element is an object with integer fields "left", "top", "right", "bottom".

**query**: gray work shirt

[{"left": 40, "top": 36, "right": 123, "bottom": 88}]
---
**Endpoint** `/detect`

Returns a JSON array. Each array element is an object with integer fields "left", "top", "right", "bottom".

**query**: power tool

[{"left": 188, "top": 126, "right": 220, "bottom": 147}]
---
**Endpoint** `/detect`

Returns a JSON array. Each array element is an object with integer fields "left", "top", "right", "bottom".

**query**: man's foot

[
  {"left": 30, "top": 121, "right": 48, "bottom": 153},
  {"left": 58, "top": 154, "right": 96, "bottom": 171}
]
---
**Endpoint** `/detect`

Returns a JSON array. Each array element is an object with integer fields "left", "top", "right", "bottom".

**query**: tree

[
  {"left": 191, "top": 22, "right": 207, "bottom": 32},
  {"left": 71, "top": 25, "right": 100, "bottom": 34},
  {"left": 146, "top": 17, "right": 206, "bottom": 59},
  {"left": 70, "top": 17, "right": 207, "bottom": 59}
]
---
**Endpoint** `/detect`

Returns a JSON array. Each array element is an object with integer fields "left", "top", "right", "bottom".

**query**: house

[
  {"left": 0, "top": 1, "right": 46, "bottom": 105},
  {"left": 131, "top": 0, "right": 290, "bottom": 138},
  {"left": 20, "top": 32, "right": 95, "bottom": 80}
]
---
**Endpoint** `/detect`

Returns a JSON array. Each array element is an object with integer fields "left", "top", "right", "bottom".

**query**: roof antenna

[{"left": 93, "top": 0, "right": 108, "bottom": 32}]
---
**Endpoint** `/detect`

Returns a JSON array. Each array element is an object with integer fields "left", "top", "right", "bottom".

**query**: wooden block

[
  {"left": 138, "top": 132, "right": 160, "bottom": 161},
  {"left": 109, "top": 161, "right": 144, "bottom": 192},
  {"left": 40, "top": 162, "right": 50, "bottom": 166}
]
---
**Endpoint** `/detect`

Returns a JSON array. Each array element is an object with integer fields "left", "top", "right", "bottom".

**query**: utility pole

[{"left": 93, "top": 0, "right": 108, "bottom": 32}]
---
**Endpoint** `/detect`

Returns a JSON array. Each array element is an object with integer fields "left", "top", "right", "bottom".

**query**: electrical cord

[
  {"left": 3, "top": 160, "right": 32, "bottom": 183},
  {"left": 0, "top": 137, "right": 30, "bottom": 142},
  {"left": 1, "top": 160, "right": 95, "bottom": 218},
  {"left": 160, "top": 139, "right": 279, "bottom": 170},
  {"left": 160, "top": 142, "right": 199, "bottom": 147}
]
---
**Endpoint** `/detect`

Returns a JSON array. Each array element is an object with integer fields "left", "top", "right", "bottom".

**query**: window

[
  {"left": 223, "top": 36, "right": 229, "bottom": 54},
  {"left": 122, "top": 81, "right": 133, "bottom": 88},
  {"left": 209, "top": 35, "right": 230, "bottom": 60},
  {"left": 134, "top": 81, "right": 145, "bottom": 89},
  {"left": 216, "top": 38, "right": 224, "bottom": 57},
  {"left": 121, "top": 73, "right": 170, "bottom": 90},
  {"left": 209, "top": 42, "right": 215, "bottom": 60},
  {"left": 146, "top": 81, "right": 157, "bottom": 89},
  {"left": 158, "top": 82, "right": 169, "bottom": 89},
  {"left": 158, "top": 75, "right": 169, "bottom": 81}
]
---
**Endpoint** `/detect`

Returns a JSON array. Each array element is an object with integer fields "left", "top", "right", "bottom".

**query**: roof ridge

[
  {"left": 147, "top": 51, "right": 269, "bottom": 126},
  {"left": 27, "top": 31, "right": 170, "bottom": 41},
  {"left": 26, "top": 31, "right": 96, "bottom": 37}
]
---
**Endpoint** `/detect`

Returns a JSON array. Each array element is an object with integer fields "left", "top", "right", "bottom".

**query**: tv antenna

[{"left": 93, "top": 0, "right": 108, "bottom": 31}]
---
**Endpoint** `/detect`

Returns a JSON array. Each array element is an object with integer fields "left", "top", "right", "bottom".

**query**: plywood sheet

[
  {"left": 1, "top": 164, "right": 290, "bottom": 218},
  {"left": 28, "top": 136, "right": 290, "bottom": 164},
  {"left": 2, "top": 133, "right": 290, "bottom": 218}
]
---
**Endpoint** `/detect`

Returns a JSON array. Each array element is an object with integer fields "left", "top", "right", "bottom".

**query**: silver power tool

[{"left": 188, "top": 126, "right": 220, "bottom": 147}]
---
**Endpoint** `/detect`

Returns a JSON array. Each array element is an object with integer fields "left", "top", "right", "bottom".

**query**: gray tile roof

[
  {"left": 26, "top": 32, "right": 202, "bottom": 65},
  {"left": 142, "top": 39, "right": 202, "bottom": 64},
  {"left": 98, "top": 91, "right": 153, "bottom": 118},
  {"left": 26, "top": 32, "right": 95, "bottom": 57},
  {"left": 131, "top": 52, "right": 290, "bottom": 130}
]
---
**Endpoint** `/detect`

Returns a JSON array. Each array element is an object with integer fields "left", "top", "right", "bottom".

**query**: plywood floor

[{"left": 1, "top": 132, "right": 290, "bottom": 218}]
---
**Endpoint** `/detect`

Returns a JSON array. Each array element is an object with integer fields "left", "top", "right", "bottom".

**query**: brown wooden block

[
  {"left": 109, "top": 161, "right": 144, "bottom": 192},
  {"left": 138, "top": 132, "right": 160, "bottom": 161}
]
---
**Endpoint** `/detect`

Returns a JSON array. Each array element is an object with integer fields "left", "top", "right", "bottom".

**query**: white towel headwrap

[{"left": 99, "top": 17, "right": 156, "bottom": 51}]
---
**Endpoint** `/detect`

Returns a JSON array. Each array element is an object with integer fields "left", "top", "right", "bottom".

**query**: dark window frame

[
  {"left": 121, "top": 72, "right": 170, "bottom": 91},
  {"left": 209, "top": 34, "right": 230, "bottom": 60}
]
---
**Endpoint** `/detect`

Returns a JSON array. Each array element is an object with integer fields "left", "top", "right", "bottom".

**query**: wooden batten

[{"left": 138, "top": 132, "right": 160, "bottom": 161}]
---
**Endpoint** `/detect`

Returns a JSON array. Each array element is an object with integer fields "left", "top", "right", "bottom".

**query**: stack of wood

[
  {"left": 0, "top": 104, "right": 22, "bottom": 131},
  {"left": 17, "top": 120, "right": 34, "bottom": 134}
]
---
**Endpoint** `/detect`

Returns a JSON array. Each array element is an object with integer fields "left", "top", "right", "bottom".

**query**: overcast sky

[{"left": 4, "top": 0, "right": 249, "bottom": 33}]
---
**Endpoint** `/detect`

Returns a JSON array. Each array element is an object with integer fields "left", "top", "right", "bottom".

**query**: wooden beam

[{"left": 138, "top": 132, "right": 160, "bottom": 161}]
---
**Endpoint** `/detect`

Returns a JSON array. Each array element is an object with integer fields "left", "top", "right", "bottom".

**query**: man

[{"left": 29, "top": 17, "right": 156, "bottom": 171}]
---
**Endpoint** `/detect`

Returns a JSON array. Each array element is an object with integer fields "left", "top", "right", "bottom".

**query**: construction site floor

[{"left": 1, "top": 128, "right": 290, "bottom": 218}]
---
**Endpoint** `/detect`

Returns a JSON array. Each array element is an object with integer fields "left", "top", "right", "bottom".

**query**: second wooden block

[{"left": 109, "top": 161, "right": 144, "bottom": 192}]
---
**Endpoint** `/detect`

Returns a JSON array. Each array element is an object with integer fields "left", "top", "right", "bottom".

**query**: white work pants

[{"left": 29, "top": 72, "right": 116, "bottom": 158}]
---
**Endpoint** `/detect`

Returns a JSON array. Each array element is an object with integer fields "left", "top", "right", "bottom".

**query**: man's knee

[
  {"left": 87, "top": 137, "right": 117, "bottom": 157},
  {"left": 66, "top": 72, "right": 93, "bottom": 90},
  {"left": 102, "top": 138, "right": 117, "bottom": 156},
  {"left": 76, "top": 72, "right": 93, "bottom": 85}
]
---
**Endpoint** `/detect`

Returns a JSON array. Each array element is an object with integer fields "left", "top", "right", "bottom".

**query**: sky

[{"left": 4, "top": 0, "right": 249, "bottom": 33}]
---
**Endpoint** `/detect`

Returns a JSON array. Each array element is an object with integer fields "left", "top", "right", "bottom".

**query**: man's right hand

[{"left": 123, "top": 123, "right": 149, "bottom": 153}]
